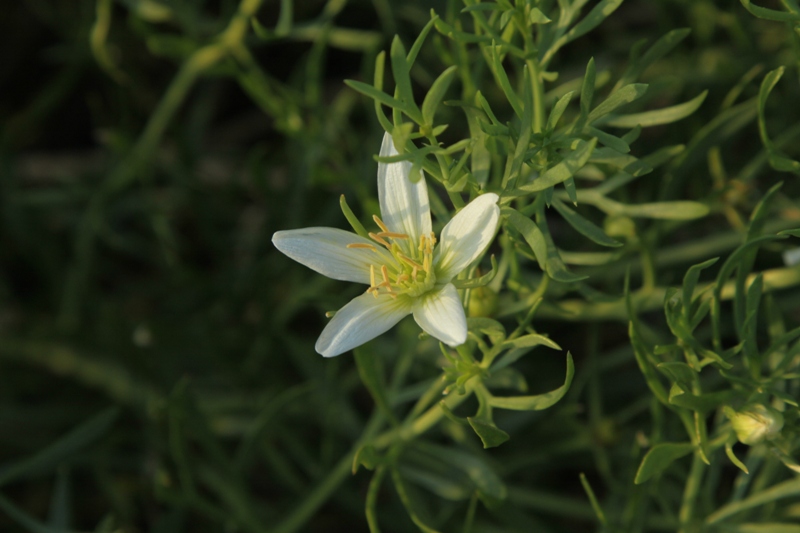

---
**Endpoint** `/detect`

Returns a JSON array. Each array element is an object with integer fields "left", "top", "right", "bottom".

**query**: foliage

[{"left": 0, "top": 0, "right": 799, "bottom": 532}]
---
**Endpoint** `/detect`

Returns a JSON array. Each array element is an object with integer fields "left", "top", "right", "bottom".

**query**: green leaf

[
  {"left": 390, "top": 36, "right": 421, "bottom": 121},
  {"left": 578, "top": 58, "right": 596, "bottom": 129},
  {"left": 601, "top": 198, "right": 710, "bottom": 220},
  {"left": 616, "top": 28, "right": 691, "bottom": 88},
  {"left": 579, "top": 473, "right": 607, "bottom": 526},
  {"left": 758, "top": 67, "right": 800, "bottom": 173},
  {"left": 354, "top": 347, "right": 397, "bottom": 425},
  {"left": 467, "top": 418, "right": 510, "bottom": 448},
  {"left": 506, "top": 65, "right": 533, "bottom": 185},
  {"left": 489, "top": 353, "right": 574, "bottom": 410},
  {"left": 546, "top": 90, "right": 574, "bottom": 132},
  {"left": 552, "top": 198, "right": 622, "bottom": 247},
  {"left": 541, "top": 0, "right": 624, "bottom": 64},
  {"left": 588, "top": 84, "right": 648, "bottom": 123},
  {"left": 417, "top": 443, "right": 507, "bottom": 502},
  {"left": 452, "top": 255, "right": 498, "bottom": 289},
  {"left": 505, "top": 207, "right": 588, "bottom": 282},
  {"left": 634, "top": 442, "right": 695, "bottom": 484},
  {"left": 48, "top": 467, "right": 70, "bottom": 529},
  {"left": 603, "top": 91, "right": 707, "bottom": 128},
  {"left": 0, "top": 494, "right": 69, "bottom": 533},
  {"left": 391, "top": 467, "right": 444, "bottom": 533},
  {"left": 725, "top": 441, "right": 749, "bottom": 474},
  {"left": 529, "top": 7, "right": 552, "bottom": 24},
  {"left": 493, "top": 334, "right": 561, "bottom": 371},
  {"left": 339, "top": 195, "right": 369, "bottom": 238},
  {"left": 740, "top": 0, "right": 800, "bottom": 21},
  {"left": 706, "top": 478, "right": 800, "bottom": 525},
  {"left": 504, "top": 208, "right": 547, "bottom": 272},
  {"left": 467, "top": 317, "right": 506, "bottom": 345},
  {"left": 422, "top": 66, "right": 457, "bottom": 126},
  {"left": 491, "top": 44, "right": 523, "bottom": 118},
  {"left": 715, "top": 524, "right": 800, "bottom": 533},
  {"left": 345, "top": 79, "right": 410, "bottom": 114},
  {"left": 517, "top": 138, "right": 598, "bottom": 193},
  {"left": 656, "top": 362, "right": 697, "bottom": 392},
  {"left": 406, "top": 15, "right": 438, "bottom": 65},
  {"left": 682, "top": 257, "right": 719, "bottom": 316},
  {"left": 589, "top": 126, "right": 630, "bottom": 153},
  {"left": 0, "top": 408, "right": 118, "bottom": 487},
  {"left": 668, "top": 387, "right": 736, "bottom": 414},
  {"left": 352, "top": 444, "right": 380, "bottom": 473}
]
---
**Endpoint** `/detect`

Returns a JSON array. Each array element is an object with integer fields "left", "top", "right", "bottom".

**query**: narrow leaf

[
  {"left": 467, "top": 418, "right": 510, "bottom": 448},
  {"left": 518, "top": 138, "right": 598, "bottom": 192},
  {"left": 588, "top": 84, "right": 648, "bottom": 124},
  {"left": 422, "top": 66, "right": 457, "bottom": 125},
  {"left": 740, "top": 0, "right": 800, "bottom": 21},
  {"left": 603, "top": 91, "right": 707, "bottom": 128},
  {"left": 553, "top": 197, "right": 622, "bottom": 247},
  {"left": 634, "top": 442, "right": 695, "bottom": 484},
  {"left": 0, "top": 408, "right": 119, "bottom": 487},
  {"left": 489, "top": 353, "right": 574, "bottom": 410},
  {"left": 354, "top": 347, "right": 397, "bottom": 425}
]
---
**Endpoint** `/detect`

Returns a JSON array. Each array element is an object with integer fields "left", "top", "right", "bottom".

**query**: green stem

[
  {"left": 678, "top": 453, "right": 706, "bottom": 531},
  {"left": 526, "top": 59, "right": 546, "bottom": 134},
  {"left": 270, "top": 378, "right": 475, "bottom": 533}
]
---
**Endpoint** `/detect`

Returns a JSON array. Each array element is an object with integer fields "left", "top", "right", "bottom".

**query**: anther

[
  {"left": 347, "top": 243, "right": 377, "bottom": 251},
  {"left": 380, "top": 265, "right": 393, "bottom": 292},
  {"left": 372, "top": 215, "right": 390, "bottom": 233},
  {"left": 376, "top": 231, "right": 409, "bottom": 240},
  {"left": 368, "top": 232, "right": 390, "bottom": 248},
  {"left": 370, "top": 265, "right": 376, "bottom": 288}
]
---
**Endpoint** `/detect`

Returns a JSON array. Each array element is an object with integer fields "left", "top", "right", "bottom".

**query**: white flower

[{"left": 273, "top": 133, "right": 500, "bottom": 357}]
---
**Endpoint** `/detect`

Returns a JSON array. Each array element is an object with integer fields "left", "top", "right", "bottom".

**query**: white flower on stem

[{"left": 273, "top": 133, "right": 500, "bottom": 357}]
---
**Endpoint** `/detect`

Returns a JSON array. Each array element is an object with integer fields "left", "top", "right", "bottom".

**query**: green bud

[
  {"left": 468, "top": 286, "right": 498, "bottom": 318},
  {"left": 604, "top": 215, "right": 636, "bottom": 239},
  {"left": 724, "top": 404, "right": 784, "bottom": 446}
]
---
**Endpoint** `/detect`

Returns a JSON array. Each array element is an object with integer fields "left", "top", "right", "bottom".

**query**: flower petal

[
  {"left": 435, "top": 193, "right": 500, "bottom": 282},
  {"left": 316, "top": 292, "right": 413, "bottom": 357},
  {"left": 377, "top": 132, "right": 432, "bottom": 248},
  {"left": 273, "top": 227, "right": 395, "bottom": 284},
  {"left": 412, "top": 283, "right": 467, "bottom": 347}
]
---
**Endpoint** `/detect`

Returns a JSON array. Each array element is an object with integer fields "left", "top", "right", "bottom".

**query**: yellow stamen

[
  {"left": 372, "top": 215, "right": 390, "bottom": 233},
  {"left": 347, "top": 243, "right": 377, "bottom": 250},
  {"left": 423, "top": 253, "right": 431, "bottom": 273},
  {"left": 397, "top": 274, "right": 410, "bottom": 283},
  {"left": 376, "top": 231, "right": 409, "bottom": 240},
  {"left": 368, "top": 232, "right": 390, "bottom": 248},
  {"left": 418, "top": 235, "right": 427, "bottom": 252},
  {"left": 412, "top": 266, "right": 418, "bottom": 281},
  {"left": 370, "top": 264, "right": 376, "bottom": 288},
  {"left": 380, "top": 265, "right": 393, "bottom": 292},
  {"left": 398, "top": 253, "right": 424, "bottom": 270}
]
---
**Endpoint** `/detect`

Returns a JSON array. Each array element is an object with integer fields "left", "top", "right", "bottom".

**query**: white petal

[
  {"left": 412, "top": 283, "right": 467, "bottom": 347},
  {"left": 435, "top": 193, "right": 500, "bottom": 282},
  {"left": 377, "top": 132, "right": 432, "bottom": 249},
  {"left": 273, "top": 228, "right": 394, "bottom": 284},
  {"left": 316, "top": 292, "right": 413, "bottom": 357}
]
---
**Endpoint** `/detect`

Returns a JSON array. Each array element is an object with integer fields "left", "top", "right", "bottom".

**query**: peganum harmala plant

[{"left": 1, "top": 1, "right": 799, "bottom": 533}]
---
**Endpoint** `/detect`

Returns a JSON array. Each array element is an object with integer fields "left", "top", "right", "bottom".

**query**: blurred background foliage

[{"left": 0, "top": 0, "right": 798, "bottom": 532}]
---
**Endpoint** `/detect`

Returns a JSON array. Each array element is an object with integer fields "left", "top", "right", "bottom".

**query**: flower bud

[{"left": 724, "top": 404, "right": 784, "bottom": 446}]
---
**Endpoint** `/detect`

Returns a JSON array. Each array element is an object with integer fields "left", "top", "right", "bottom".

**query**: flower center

[{"left": 346, "top": 215, "right": 437, "bottom": 299}]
